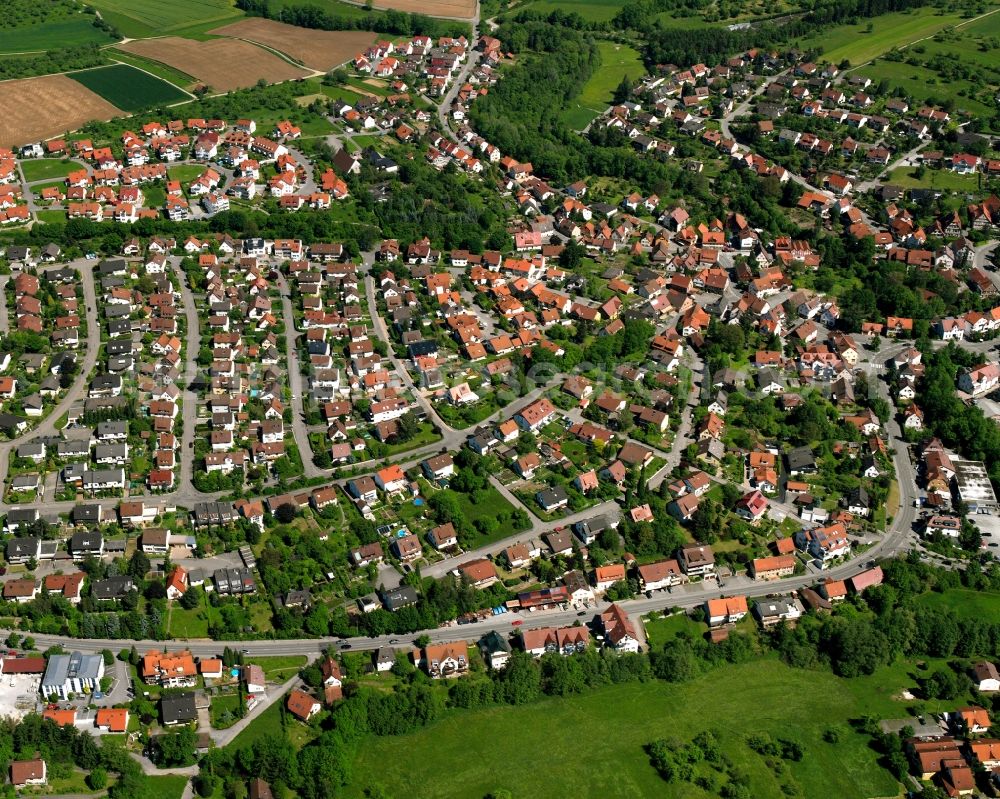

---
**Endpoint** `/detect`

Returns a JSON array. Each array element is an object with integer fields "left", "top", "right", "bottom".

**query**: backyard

[
  {"left": 167, "top": 599, "right": 215, "bottom": 639},
  {"left": 245, "top": 655, "right": 308, "bottom": 680},
  {"left": 210, "top": 692, "right": 244, "bottom": 729}
]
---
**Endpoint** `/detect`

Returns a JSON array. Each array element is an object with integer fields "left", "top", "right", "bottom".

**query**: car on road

[
  {"left": 340, "top": 642, "right": 352, "bottom": 649},
  {"left": 512, "top": 620, "right": 523, "bottom": 626},
  {"left": 577, "top": 610, "right": 587, "bottom": 616},
  {"left": 242, "top": 649, "right": 249, "bottom": 654}
]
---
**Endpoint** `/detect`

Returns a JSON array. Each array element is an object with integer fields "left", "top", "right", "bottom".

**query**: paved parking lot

[
  {"left": 974, "top": 513, "right": 1000, "bottom": 548},
  {"left": 173, "top": 550, "right": 244, "bottom": 574}
]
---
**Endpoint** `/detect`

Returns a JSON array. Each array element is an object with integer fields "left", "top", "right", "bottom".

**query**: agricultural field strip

[
  {"left": 209, "top": 19, "right": 378, "bottom": 72},
  {"left": 837, "top": 5, "right": 1000, "bottom": 69},
  {"left": 0, "top": 74, "right": 122, "bottom": 149},
  {"left": 119, "top": 37, "right": 311, "bottom": 92},
  {"left": 68, "top": 63, "right": 191, "bottom": 112}
]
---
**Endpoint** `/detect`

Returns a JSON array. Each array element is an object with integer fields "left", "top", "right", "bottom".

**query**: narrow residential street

[
  {"left": 276, "top": 274, "right": 323, "bottom": 479},
  {"left": 363, "top": 267, "right": 455, "bottom": 434},
  {"left": 0, "top": 260, "right": 100, "bottom": 494},
  {"left": 172, "top": 259, "right": 207, "bottom": 494}
]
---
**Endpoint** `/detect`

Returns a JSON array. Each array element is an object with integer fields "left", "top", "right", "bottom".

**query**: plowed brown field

[
  {"left": 119, "top": 37, "right": 310, "bottom": 91},
  {"left": 372, "top": 0, "right": 476, "bottom": 19},
  {"left": 368, "top": 0, "right": 476, "bottom": 18},
  {"left": 210, "top": 19, "right": 377, "bottom": 72},
  {"left": 0, "top": 74, "right": 122, "bottom": 148}
]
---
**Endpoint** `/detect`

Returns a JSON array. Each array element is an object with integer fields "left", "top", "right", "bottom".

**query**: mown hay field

[
  {"left": 0, "top": 74, "right": 122, "bottom": 148},
  {"left": 210, "top": 18, "right": 377, "bottom": 72},
  {"left": 120, "top": 36, "right": 309, "bottom": 91}
]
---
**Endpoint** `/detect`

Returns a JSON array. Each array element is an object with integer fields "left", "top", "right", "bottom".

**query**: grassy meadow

[
  {"left": 796, "top": 5, "right": 988, "bottom": 66},
  {"left": 562, "top": 40, "right": 643, "bottom": 130},
  {"left": 344, "top": 658, "right": 901, "bottom": 799}
]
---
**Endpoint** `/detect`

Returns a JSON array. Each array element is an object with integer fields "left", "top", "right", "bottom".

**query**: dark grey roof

[
  {"left": 382, "top": 584, "right": 419, "bottom": 611},
  {"left": 72, "top": 504, "right": 102, "bottom": 524},
  {"left": 536, "top": 486, "right": 569, "bottom": 508},
  {"left": 787, "top": 445, "right": 816, "bottom": 471},
  {"left": 479, "top": 630, "right": 511, "bottom": 654},
  {"left": 5, "top": 536, "right": 39, "bottom": 559},
  {"left": 92, "top": 576, "right": 135, "bottom": 601},
  {"left": 69, "top": 530, "right": 103, "bottom": 553},
  {"left": 160, "top": 692, "right": 197, "bottom": 725},
  {"left": 97, "top": 258, "right": 127, "bottom": 276}
]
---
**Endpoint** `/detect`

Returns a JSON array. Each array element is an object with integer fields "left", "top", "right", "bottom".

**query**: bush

[
  {"left": 86, "top": 767, "right": 107, "bottom": 790},
  {"left": 195, "top": 773, "right": 218, "bottom": 797}
]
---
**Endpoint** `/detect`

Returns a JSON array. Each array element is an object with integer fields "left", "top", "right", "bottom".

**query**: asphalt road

[{"left": 0, "top": 260, "right": 101, "bottom": 496}]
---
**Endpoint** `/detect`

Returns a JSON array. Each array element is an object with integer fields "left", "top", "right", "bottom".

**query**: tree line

[
  {"left": 0, "top": 44, "right": 105, "bottom": 82},
  {"left": 235, "top": 0, "right": 470, "bottom": 40},
  {"left": 655, "top": 555, "right": 1000, "bottom": 688}
]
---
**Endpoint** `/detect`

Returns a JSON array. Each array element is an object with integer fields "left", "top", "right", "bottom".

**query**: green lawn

[
  {"left": 345, "top": 659, "right": 900, "bottom": 799},
  {"left": 230, "top": 692, "right": 285, "bottom": 750},
  {"left": 562, "top": 40, "right": 643, "bottom": 130},
  {"left": 381, "top": 422, "right": 442, "bottom": 456},
  {"left": 316, "top": 83, "right": 366, "bottom": 105},
  {"left": 210, "top": 692, "right": 244, "bottom": 729},
  {"left": 144, "top": 774, "right": 189, "bottom": 799},
  {"left": 917, "top": 587, "right": 1000, "bottom": 622},
  {"left": 36, "top": 210, "right": 67, "bottom": 225},
  {"left": 169, "top": 164, "right": 208, "bottom": 183},
  {"left": 168, "top": 601, "right": 213, "bottom": 639},
  {"left": 144, "top": 184, "right": 167, "bottom": 209},
  {"left": 20, "top": 159, "right": 80, "bottom": 183},
  {"left": 46, "top": 769, "right": 105, "bottom": 795},
  {"left": 961, "top": 7, "right": 1000, "bottom": 35},
  {"left": 886, "top": 165, "right": 987, "bottom": 192},
  {"left": 451, "top": 483, "right": 530, "bottom": 544},
  {"left": 797, "top": 6, "right": 987, "bottom": 67},
  {"left": 88, "top": 0, "right": 242, "bottom": 37},
  {"left": 0, "top": 17, "right": 115, "bottom": 53},
  {"left": 844, "top": 655, "right": 971, "bottom": 719},
  {"left": 245, "top": 655, "right": 307, "bottom": 680},
  {"left": 643, "top": 612, "right": 707, "bottom": 649},
  {"left": 68, "top": 64, "right": 189, "bottom": 112}
]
